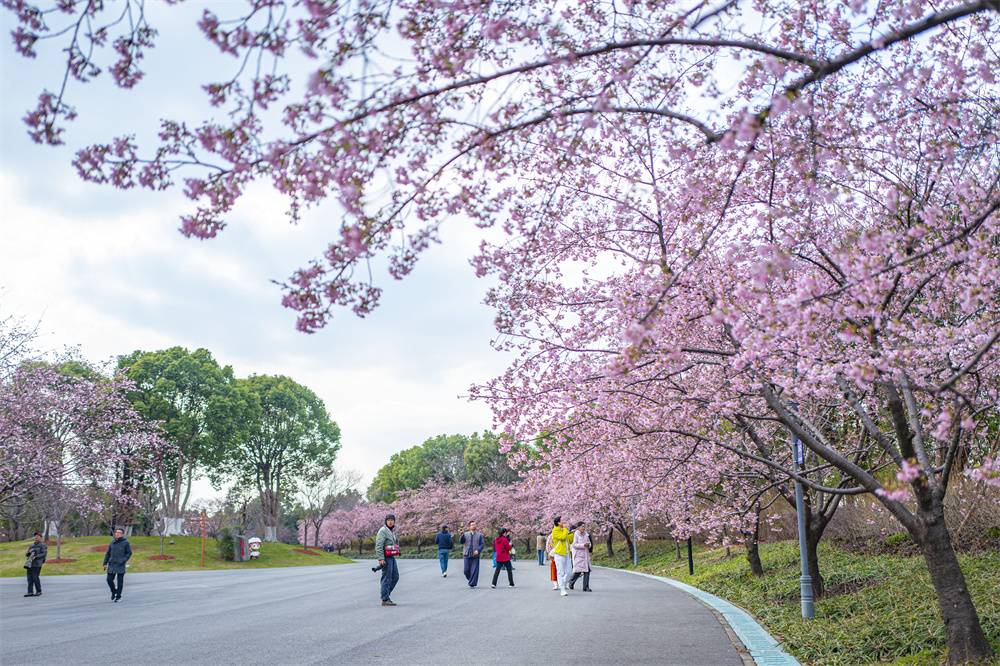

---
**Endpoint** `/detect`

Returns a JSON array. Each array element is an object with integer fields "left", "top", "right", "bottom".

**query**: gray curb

[{"left": 601, "top": 567, "right": 801, "bottom": 666}]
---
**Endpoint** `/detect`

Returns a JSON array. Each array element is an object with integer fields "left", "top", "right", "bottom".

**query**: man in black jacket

[
  {"left": 434, "top": 525, "right": 454, "bottom": 577},
  {"left": 102, "top": 528, "right": 132, "bottom": 602},
  {"left": 24, "top": 533, "right": 47, "bottom": 597}
]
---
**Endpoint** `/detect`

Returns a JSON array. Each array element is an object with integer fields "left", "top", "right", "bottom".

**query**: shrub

[{"left": 217, "top": 527, "right": 236, "bottom": 561}]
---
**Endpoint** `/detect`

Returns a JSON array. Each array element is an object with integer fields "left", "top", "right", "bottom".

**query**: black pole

[{"left": 687, "top": 537, "right": 694, "bottom": 575}]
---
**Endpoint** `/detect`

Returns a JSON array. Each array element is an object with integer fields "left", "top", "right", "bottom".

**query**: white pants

[{"left": 553, "top": 553, "right": 571, "bottom": 590}]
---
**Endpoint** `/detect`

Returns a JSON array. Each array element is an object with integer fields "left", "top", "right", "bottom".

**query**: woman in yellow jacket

[{"left": 551, "top": 517, "right": 573, "bottom": 596}]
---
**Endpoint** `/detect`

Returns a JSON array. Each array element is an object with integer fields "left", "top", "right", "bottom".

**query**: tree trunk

[
  {"left": 745, "top": 525, "right": 764, "bottom": 577},
  {"left": 916, "top": 506, "right": 994, "bottom": 664},
  {"left": 605, "top": 529, "right": 614, "bottom": 558},
  {"left": 163, "top": 516, "right": 185, "bottom": 536},
  {"left": 56, "top": 532, "right": 62, "bottom": 560},
  {"left": 302, "top": 524, "right": 308, "bottom": 546},
  {"left": 804, "top": 526, "right": 825, "bottom": 598}
]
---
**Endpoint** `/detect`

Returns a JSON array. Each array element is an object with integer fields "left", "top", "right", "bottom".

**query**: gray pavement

[{"left": 1, "top": 558, "right": 745, "bottom": 665}]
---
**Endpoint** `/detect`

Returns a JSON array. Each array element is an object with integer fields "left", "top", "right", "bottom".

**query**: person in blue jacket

[
  {"left": 102, "top": 527, "right": 132, "bottom": 602},
  {"left": 434, "top": 525, "right": 454, "bottom": 577}
]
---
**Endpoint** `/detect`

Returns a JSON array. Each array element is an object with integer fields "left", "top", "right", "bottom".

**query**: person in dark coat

[
  {"left": 459, "top": 521, "right": 485, "bottom": 588},
  {"left": 25, "top": 532, "right": 47, "bottom": 597},
  {"left": 434, "top": 525, "right": 454, "bottom": 577},
  {"left": 102, "top": 528, "right": 132, "bottom": 602}
]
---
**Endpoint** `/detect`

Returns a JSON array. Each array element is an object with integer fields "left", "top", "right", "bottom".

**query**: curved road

[{"left": 1, "top": 558, "right": 746, "bottom": 665}]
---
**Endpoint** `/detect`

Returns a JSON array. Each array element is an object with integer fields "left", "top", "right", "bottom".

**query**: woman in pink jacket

[
  {"left": 569, "top": 521, "right": 592, "bottom": 591},
  {"left": 491, "top": 528, "right": 515, "bottom": 588}
]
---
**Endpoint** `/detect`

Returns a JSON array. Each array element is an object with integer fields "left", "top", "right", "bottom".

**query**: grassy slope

[
  {"left": 1, "top": 536, "right": 352, "bottom": 576},
  {"left": 599, "top": 539, "right": 999, "bottom": 666}
]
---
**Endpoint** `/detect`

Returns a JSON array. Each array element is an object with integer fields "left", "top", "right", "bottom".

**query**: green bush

[
  {"left": 885, "top": 533, "right": 911, "bottom": 546},
  {"left": 216, "top": 527, "right": 235, "bottom": 561}
]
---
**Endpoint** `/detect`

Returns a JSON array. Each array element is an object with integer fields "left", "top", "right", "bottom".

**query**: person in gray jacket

[
  {"left": 375, "top": 513, "right": 399, "bottom": 606},
  {"left": 24, "top": 532, "right": 47, "bottom": 597},
  {"left": 459, "top": 521, "right": 485, "bottom": 588},
  {"left": 102, "top": 528, "right": 132, "bottom": 602}
]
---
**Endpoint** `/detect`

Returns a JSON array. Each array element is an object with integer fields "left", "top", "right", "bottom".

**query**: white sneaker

[
  {"left": 441, "top": 573, "right": 446, "bottom": 577},
  {"left": 552, "top": 582, "right": 559, "bottom": 590},
  {"left": 560, "top": 590, "right": 568, "bottom": 596}
]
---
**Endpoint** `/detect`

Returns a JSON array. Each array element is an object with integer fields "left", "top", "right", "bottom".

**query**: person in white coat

[{"left": 568, "top": 521, "right": 592, "bottom": 592}]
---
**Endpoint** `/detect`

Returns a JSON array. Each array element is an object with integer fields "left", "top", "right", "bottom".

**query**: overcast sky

[{"left": 0, "top": 4, "right": 512, "bottom": 499}]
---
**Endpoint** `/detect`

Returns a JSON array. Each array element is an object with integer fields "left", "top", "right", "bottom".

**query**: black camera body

[{"left": 372, "top": 563, "right": 384, "bottom": 573}]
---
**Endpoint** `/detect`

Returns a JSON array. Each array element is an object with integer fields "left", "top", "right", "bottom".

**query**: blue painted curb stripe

[{"left": 603, "top": 567, "right": 801, "bottom": 666}]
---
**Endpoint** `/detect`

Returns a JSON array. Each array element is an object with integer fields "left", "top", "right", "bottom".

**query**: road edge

[{"left": 598, "top": 567, "right": 801, "bottom": 666}]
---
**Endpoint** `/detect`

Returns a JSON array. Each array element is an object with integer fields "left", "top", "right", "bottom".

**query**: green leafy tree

[
  {"left": 224, "top": 375, "right": 341, "bottom": 541},
  {"left": 367, "top": 431, "right": 519, "bottom": 501},
  {"left": 118, "top": 347, "right": 247, "bottom": 534}
]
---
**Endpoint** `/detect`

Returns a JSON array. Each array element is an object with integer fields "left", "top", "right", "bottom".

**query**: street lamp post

[{"left": 791, "top": 432, "right": 815, "bottom": 619}]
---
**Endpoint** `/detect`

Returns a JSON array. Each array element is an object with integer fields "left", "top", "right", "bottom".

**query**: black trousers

[
  {"left": 491, "top": 560, "right": 514, "bottom": 586},
  {"left": 569, "top": 571, "right": 590, "bottom": 589},
  {"left": 107, "top": 572, "right": 125, "bottom": 598},
  {"left": 26, "top": 566, "right": 41, "bottom": 594}
]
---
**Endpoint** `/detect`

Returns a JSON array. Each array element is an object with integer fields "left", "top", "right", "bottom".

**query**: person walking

[
  {"left": 490, "top": 528, "right": 515, "bottom": 588},
  {"left": 459, "top": 521, "right": 485, "bottom": 588},
  {"left": 569, "top": 521, "right": 593, "bottom": 591},
  {"left": 545, "top": 532, "right": 558, "bottom": 589},
  {"left": 551, "top": 517, "right": 572, "bottom": 596},
  {"left": 434, "top": 524, "right": 454, "bottom": 577},
  {"left": 536, "top": 532, "right": 546, "bottom": 566},
  {"left": 24, "top": 533, "right": 47, "bottom": 597},
  {"left": 102, "top": 528, "right": 132, "bottom": 602},
  {"left": 375, "top": 513, "right": 400, "bottom": 606}
]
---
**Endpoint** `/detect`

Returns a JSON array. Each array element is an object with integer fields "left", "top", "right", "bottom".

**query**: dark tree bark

[
  {"left": 744, "top": 521, "right": 764, "bottom": 577},
  {"left": 605, "top": 529, "right": 614, "bottom": 557}
]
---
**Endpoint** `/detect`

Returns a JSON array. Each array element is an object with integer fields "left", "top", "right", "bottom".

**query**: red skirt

[{"left": 550, "top": 558, "right": 557, "bottom": 581}]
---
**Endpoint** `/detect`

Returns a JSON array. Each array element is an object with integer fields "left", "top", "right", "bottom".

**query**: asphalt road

[{"left": 1, "top": 558, "right": 745, "bottom": 665}]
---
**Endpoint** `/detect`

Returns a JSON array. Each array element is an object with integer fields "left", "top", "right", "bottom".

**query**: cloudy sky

[{"left": 0, "top": 3, "right": 512, "bottom": 498}]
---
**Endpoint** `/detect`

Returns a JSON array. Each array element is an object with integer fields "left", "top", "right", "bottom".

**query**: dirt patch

[
  {"left": 91, "top": 545, "right": 109, "bottom": 552},
  {"left": 293, "top": 548, "right": 321, "bottom": 556},
  {"left": 44, "top": 541, "right": 58, "bottom": 546},
  {"left": 147, "top": 555, "right": 176, "bottom": 560},
  {"left": 47, "top": 558, "right": 77, "bottom": 564}
]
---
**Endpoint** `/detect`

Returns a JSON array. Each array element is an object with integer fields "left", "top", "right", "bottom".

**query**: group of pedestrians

[
  {"left": 375, "top": 513, "right": 593, "bottom": 605},
  {"left": 547, "top": 517, "right": 592, "bottom": 595},
  {"left": 22, "top": 527, "right": 133, "bottom": 602}
]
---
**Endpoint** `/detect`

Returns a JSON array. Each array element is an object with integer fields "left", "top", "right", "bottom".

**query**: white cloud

[{"left": 0, "top": 7, "right": 512, "bottom": 495}]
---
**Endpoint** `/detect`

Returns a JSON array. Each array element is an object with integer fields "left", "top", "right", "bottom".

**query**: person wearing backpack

[{"left": 24, "top": 533, "right": 47, "bottom": 597}]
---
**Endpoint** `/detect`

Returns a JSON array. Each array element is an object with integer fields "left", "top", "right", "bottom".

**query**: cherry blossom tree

[
  {"left": 7, "top": 1, "right": 1000, "bottom": 661},
  {"left": 1, "top": 363, "right": 172, "bottom": 515}
]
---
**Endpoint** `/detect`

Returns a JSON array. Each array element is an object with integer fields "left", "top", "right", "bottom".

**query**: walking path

[{"left": 2, "top": 557, "right": 789, "bottom": 665}]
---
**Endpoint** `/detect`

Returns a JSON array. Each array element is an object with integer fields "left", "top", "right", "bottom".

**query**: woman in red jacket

[{"left": 491, "top": 528, "right": 516, "bottom": 588}]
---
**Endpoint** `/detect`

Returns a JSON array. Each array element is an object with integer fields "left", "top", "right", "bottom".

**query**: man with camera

[{"left": 375, "top": 513, "right": 400, "bottom": 606}]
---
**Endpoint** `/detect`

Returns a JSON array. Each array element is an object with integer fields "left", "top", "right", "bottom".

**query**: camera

[{"left": 372, "top": 563, "right": 384, "bottom": 573}]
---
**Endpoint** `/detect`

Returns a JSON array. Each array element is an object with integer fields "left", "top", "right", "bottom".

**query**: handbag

[{"left": 384, "top": 544, "right": 400, "bottom": 557}]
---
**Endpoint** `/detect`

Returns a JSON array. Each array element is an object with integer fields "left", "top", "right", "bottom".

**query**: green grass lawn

[
  {"left": 601, "top": 539, "right": 1000, "bottom": 666},
  {"left": 1, "top": 536, "right": 352, "bottom": 576}
]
